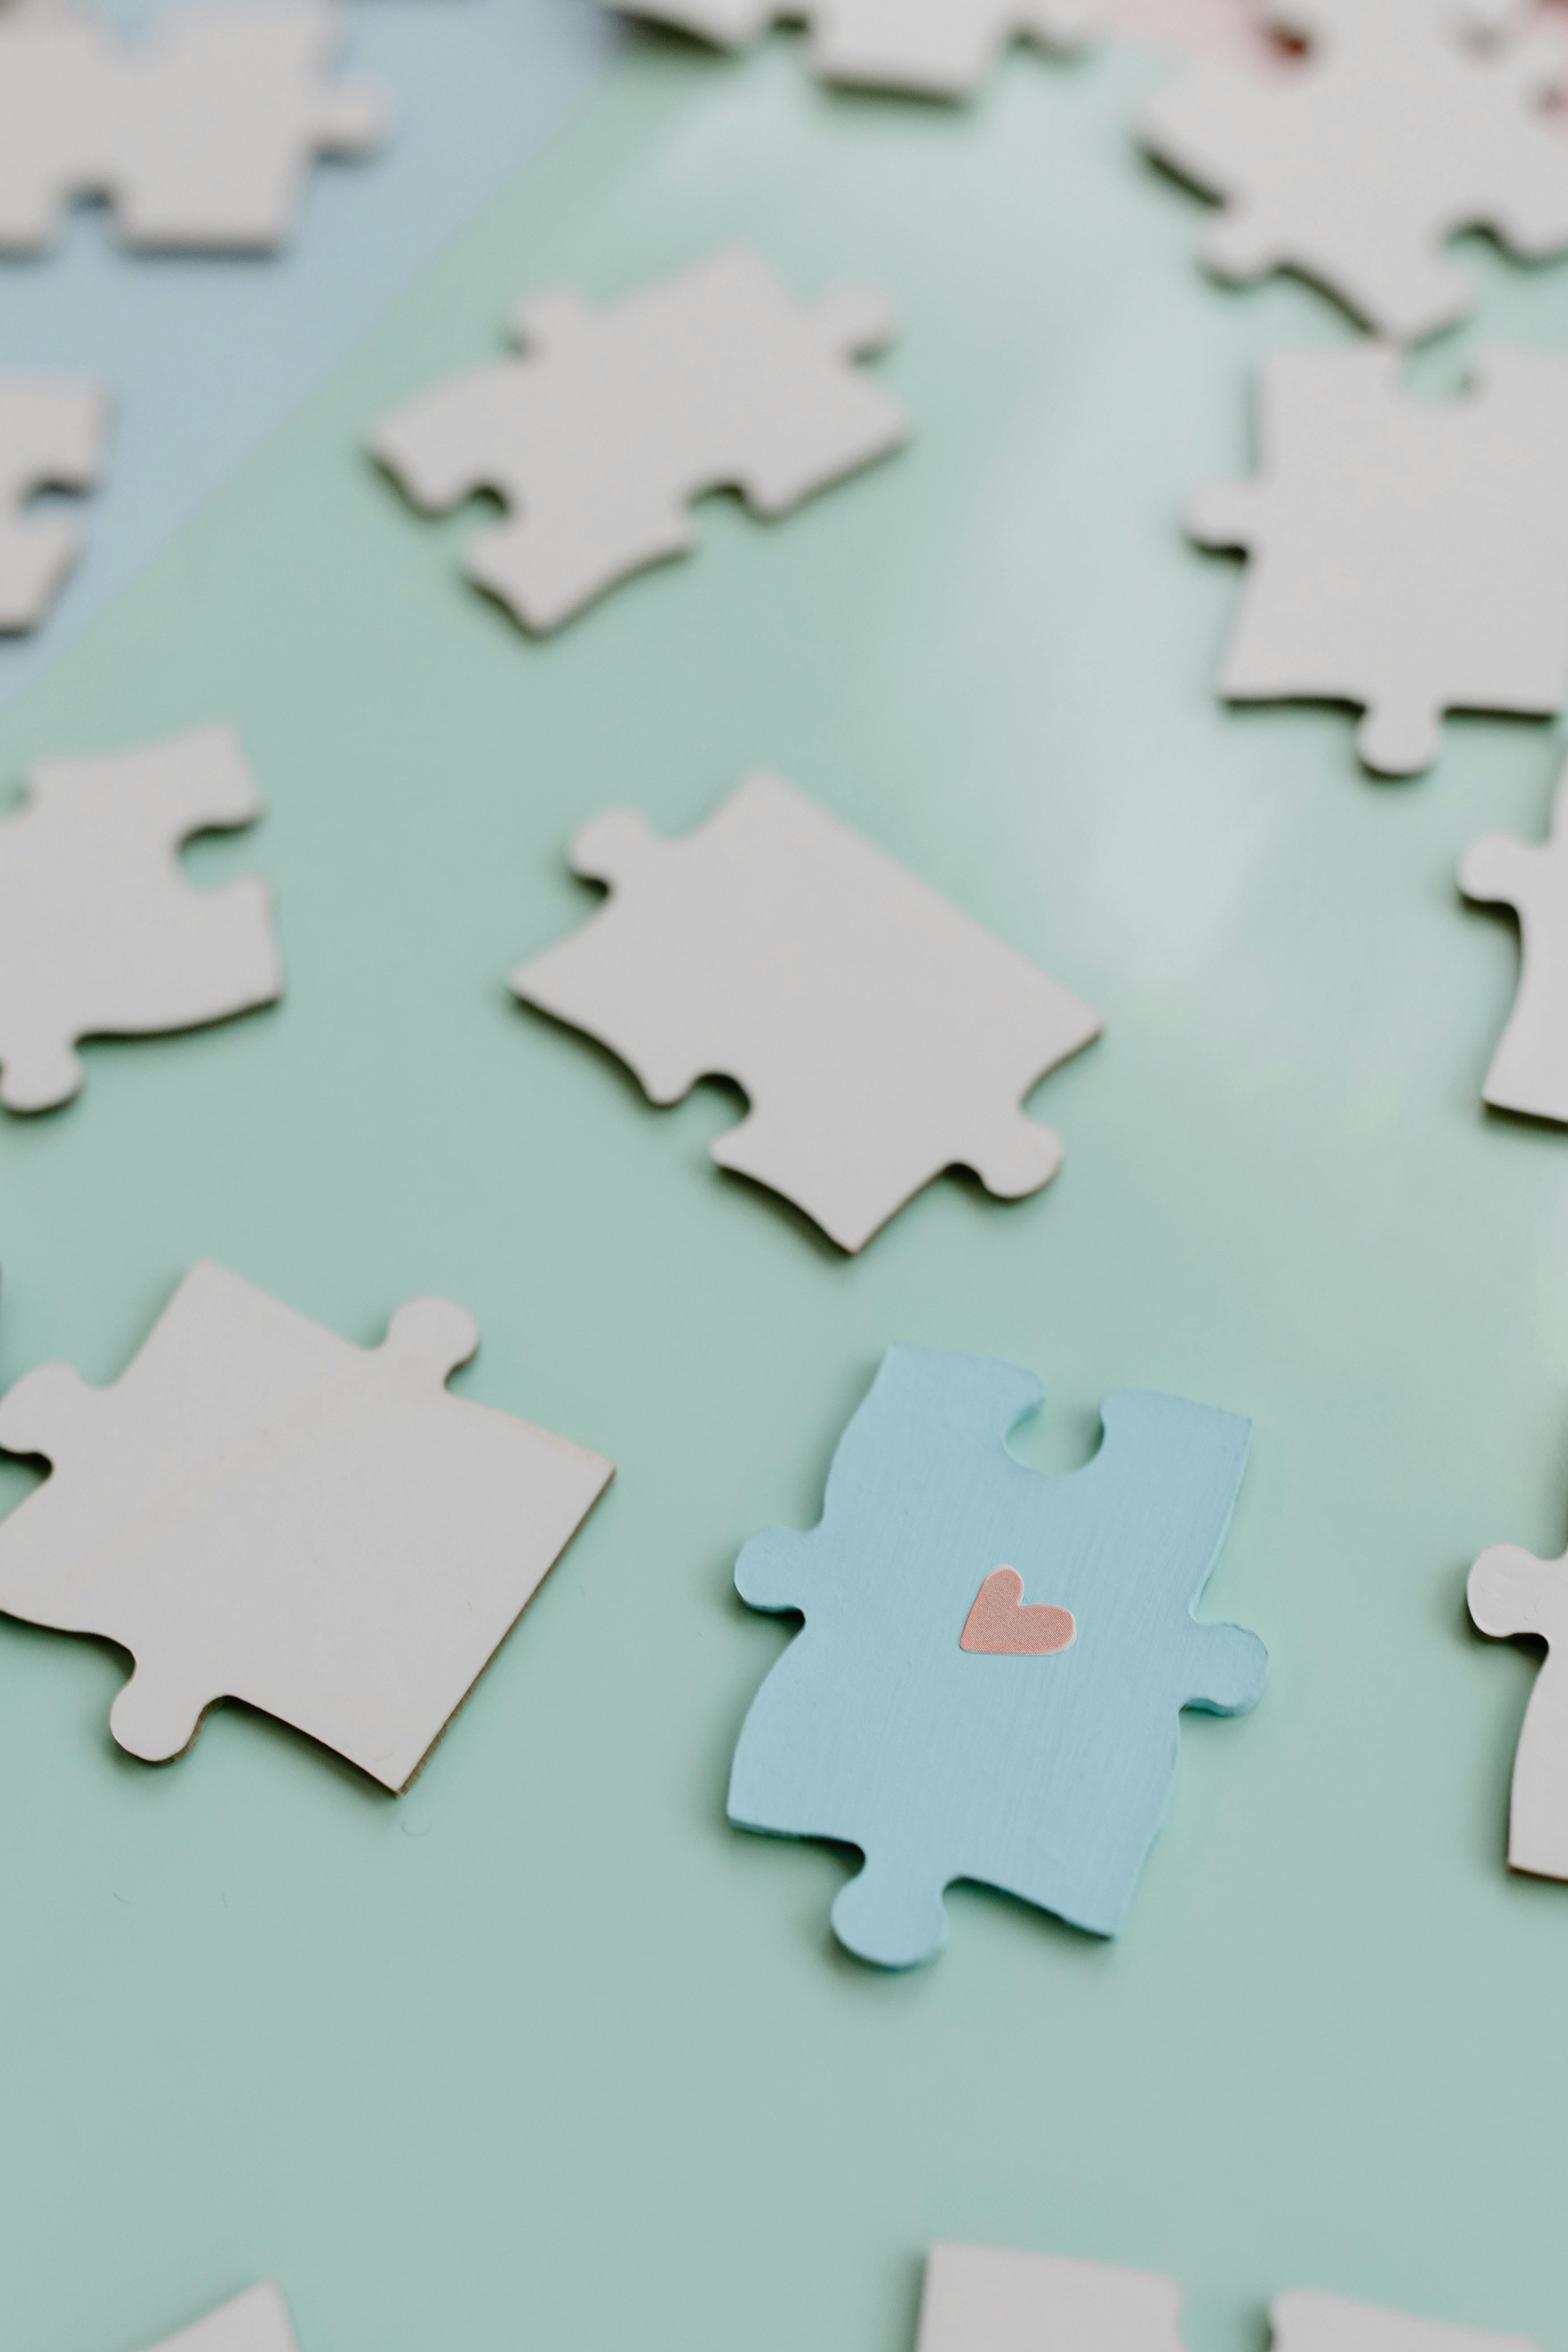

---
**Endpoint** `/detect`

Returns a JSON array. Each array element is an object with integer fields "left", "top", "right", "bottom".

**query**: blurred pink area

[{"left": 1096, "top": 0, "right": 1282, "bottom": 60}]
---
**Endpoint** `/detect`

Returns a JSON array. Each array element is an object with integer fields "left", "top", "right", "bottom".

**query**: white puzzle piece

[
  {"left": 1461, "top": 760, "right": 1568, "bottom": 1124},
  {"left": 371, "top": 248, "right": 908, "bottom": 632},
  {"left": 915, "top": 2243, "right": 1188, "bottom": 2352},
  {"left": 0, "top": 0, "right": 389, "bottom": 252},
  {"left": 0, "top": 724, "right": 282, "bottom": 1112},
  {"left": 1140, "top": 0, "right": 1568, "bottom": 341},
  {"left": 0, "top": 1263, "right": 615, "bottom": 1791},
  {"left": 1470, "top": 1519, "right": 1568, "bottom": 1880},
  {"left": 602, "top": 0, "right": 1093, "bottom": 94},
  {"left": 511, "top": 773, "right": 1101, "bottom": 1252},
  {"left": 1188, "top": 344, "right": 1568, "bottom": 775},
  {"left": 146, "top": 2286, "right": 299, "bottom": 2352},
  {"left": 1272, "top": 2294, "right": 1539, "bottom": 2352},
  {"left": 0, "top": 375, "right": 110, "bottom": 631}
]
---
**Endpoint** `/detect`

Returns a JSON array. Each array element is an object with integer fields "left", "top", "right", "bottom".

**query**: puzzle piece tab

[
  {"left": 0, "top": 724, "right": 283, "bottom": 1112},
  {"left": 603, "top": 0, "right": 1092, "bottom": 94},
  {"left": 145, "top": 2287, "right": 299, "bottom": 2352},
  {"left": 512, "top": 774, "right": 1101, "bottom": 1251},
  {"left": 1470, "top": 1516, "right": 1568, "bottom": 1879},
  {"left": 1461, "top": 760, "right": 1568, "bottom": 1123},
  {"left": 726, "top": 1347, "right": 1265, "bottom": 1963},
  {"left": 0, "top": 375, "right": 110, "bottom": 631},
  {"left": 1189, "top": 345, "right": 1568, "bottom": 775},
  {"left": 0, "top": 0, "right": 389, "bottom": 253},
  {"left": 0, "top": 1263, "right": 614, "bottom": 1791},
  {"left": 371, "top": 248, "right": 907, "bottom": 631},
  {"left": 1141, "top": 0, "right": 1568, "bottom": 341}
]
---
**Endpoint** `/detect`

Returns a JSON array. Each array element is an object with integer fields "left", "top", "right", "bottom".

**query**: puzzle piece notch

[
  {"left": 1189, "top": 344, "right": 1568, "bottom": 775},
  {"left": 912, "top": 2246, "right": 1539, "bottom": 2352},
  {"left": 0, "top": 724, "right": 283, "bottom": 1112},
  {"left": 1460, "top": 761, "right": 1568, "bottom": 1122},
  {"left": 728, "top": 1346, "right": 1265, "bottom": 1964},
  {"left": 145, "top": 2286, "right": 299, "bottom": 2352},
  {"left": 371, "top": 248, "right": 908, "bottom": 632},
  {"left": 0, "top": 0, "right": 389, "bottom": 253},
  {"left": 0, "top": 375, "right": 110, "bottom": 631},
  {"left": 0, "top": 1262, "right": 615, "bottom": 1790},
  {"left": 1469, "top": 1533, "right": 1568, "bottom": 1878},
  {"left": 605, "top": 0, "right": 1094, "bottom": 94},
  {"left": 1141, "top": 0, "right": 1568, "bottom": 341},
  {"left": 513, "top": 775, "right": 1101, "bottom": 1251}
]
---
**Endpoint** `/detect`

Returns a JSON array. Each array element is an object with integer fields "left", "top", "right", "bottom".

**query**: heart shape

[{"left": 960, "top": 1566, "right": 1075, "bottom": 1656}]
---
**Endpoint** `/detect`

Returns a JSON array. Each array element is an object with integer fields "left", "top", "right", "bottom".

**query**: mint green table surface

[{"left": 2, "top": 30, "right": 1566, "bottom": 2352}]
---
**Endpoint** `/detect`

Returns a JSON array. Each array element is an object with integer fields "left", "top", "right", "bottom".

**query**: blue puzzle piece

[{"left": 727, "top": 1347, "right": 1267, "bottom": 1966}]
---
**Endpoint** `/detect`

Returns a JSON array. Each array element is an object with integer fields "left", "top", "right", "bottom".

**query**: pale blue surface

[
  {"left": 0, "top": 0, "right": 617, "bottom": 712},
  {"left": 729, "top": 1347, "right": 1266, "bottom": 1963}
]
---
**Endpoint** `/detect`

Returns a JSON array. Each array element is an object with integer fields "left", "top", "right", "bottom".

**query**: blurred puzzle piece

[
  {"left": 511, "top": 773, "right": 1101, "bottom": 1251},
  {"left": 145, "top": 2287, "right": 299, "bottom": 2352},
  {"left": 599, "top": 0, "right": 1092, "bottom": 94},
  {"left": 0, "top": 724, "right": 282, "bottom": 1112},
  {"left": 0, "top": 375, "right": 110, "bottom": 631},
  {"left": 1461, "top": 760, "right": 1568, "bottom": 1124},
  {"left": 0, "top": 0, "right": 389, "bottom": 253},
  {"left": 371, "top": 248, "right": 907, "bottom": 631},
  {"left": 1470, "top": 1509, "right": 1568, "bottom": 1880},
  {"left": 0, "top": 1262, "right": 614, "bottom": 1789},
  {"left": 1141, "top": 0, "right": 1568, "bottom": 341},
  {"left": 1189, "top": 344, "right": 1568, "bottom": 775},
  {"left": 727, "top": 1346, "right": 1265, "bottom": 1964}
]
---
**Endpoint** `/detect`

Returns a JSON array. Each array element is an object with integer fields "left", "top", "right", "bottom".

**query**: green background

[{"left": 3, "top": 32, "right": 1567, "bottom": 2352}]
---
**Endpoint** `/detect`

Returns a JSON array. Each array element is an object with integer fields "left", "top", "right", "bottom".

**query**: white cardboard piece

[
  {"left": 145, "top": 2287, "right": 299, "bottom": 2352},
  {"left": 602, "top": 0, "right": 1092, "bottom": 94},
  {"left": 915, "top": 2243, "right": 1188, "bottom": 2352},
  {"left": 1189, "top": 343, "right": 1568, "bottom": 776},
  {"left": 1140, "top": 0, "right": 1568, "bottom": 342},
  {"left": 1273, "top": 2294, "right": 1539, "bottom": 2352},
  {"left": 0, "top": 724, "right": 282, "bottom": 1112},
  {"left": 1470, "top": 1529, "right": 1568, "bottom": 1880},
  {"left": 0, "top": 0, "right": 389, "bottom": 253},
  {"left": 511, "top": 773, "right": 1101, "bottom": 1252},
  {"left": 1461, "top": 761, "right": 1568, "bottom": 1123},
  {"left": 371, "top": 248, "right": 908, "bottom": 633},
  {"left": 912, "top": 2250, "right": 1538, "bottom": 2352},
  {"left": 0, "top": 1262, "right": 615, "bottom": 1792},
  {"left": 0, "top": 375, "right": 110, "bottom": 631}
]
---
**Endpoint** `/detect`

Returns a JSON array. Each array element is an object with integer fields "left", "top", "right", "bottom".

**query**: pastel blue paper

[
  {"left": 728, "top": 1347, "right": 1266, "bottom": 1966},
  {"left": 0, "top": 0, "right": 617, "bottom": 714}
]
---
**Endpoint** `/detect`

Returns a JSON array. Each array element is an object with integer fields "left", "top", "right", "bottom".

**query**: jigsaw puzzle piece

[
  {"left": 1469, "top": 1528, "right": 1568, "bottom": 1879},
  {"left": 1460, "top": 763, "right": 1568, "bottom": 1123},
  {"left": 107, "top": 2, "right": 389, "bottom": 249},
  {"left": 145, "top": 2286, "right": 299, "bottom": 2352},
  {"left": 0, "top": 376, "right": 111, "bottom": 630},
  {"left": 0, "top": 0, "right": 388, "bottom": 252},
  {"left": 513, "top": 775, "right": 1100, "bottom": 1251},
  {"left": 1189, "top": 345, "right": 1568, "bottom": 775},
  {"left": 727, "top": 1346, "right": 1265, "bottom": 1964},
  {"left": 1141, "top": 0, "right": 1568, "bottom": 341},
  {"left": 1273, "top": 2295, "right": 1541, "bottom": 2352},
  {"left": 0, "top": 725, "right": 282, "bottom": 1112},
  {"left": 606, "top": 0, "right": 1092, "bottom": 93},
  {"left": 0, "top": 1263, "right": 614, "bottom": 1788},
  {"left": 371, "top": 248, "right": 907, "bottom": 630},
  {"left": 915, "top": 2242, "right": 1187, "bottom": 2352}
]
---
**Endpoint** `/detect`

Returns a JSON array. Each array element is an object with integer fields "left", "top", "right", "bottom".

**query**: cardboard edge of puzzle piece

[
  {"left": 599, "top": 0, "right": 1097, "bottom": 96},
  {"left": 369, "top": 248, "right": 907, "bottom": 633},
  {"left": 0, "top": 1263, "right": 615, "bottom": 1791},
  {"left": 1460, "top": 760, "right": 1568, "bottom": 1124},
  {"left": 0, "top": 374, "right": 111, "bottom": 632},
  {"left": 510, "top": 776, "right": 1101, "bottom": 1251},
  {"left": 1272, "top": 2290, "right": 1541, "bottom": 2352},
  {"left": 915, "top": 2241, "right": 1188, "bottom": 2352},
  {"left": 1468, "top": 1530, "right": 1568, "bottom": 1880},
  {"left": 0, "top": 723, "right": 284, "bottom": 1113},
  {"left": 143, "top": 2285, "right": 299, "bottom": 2352}
]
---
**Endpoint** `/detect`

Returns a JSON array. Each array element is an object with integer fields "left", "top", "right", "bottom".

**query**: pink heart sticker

[{"left": 960, "top": 1567, "right": 1076, "bottom": 1656}]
